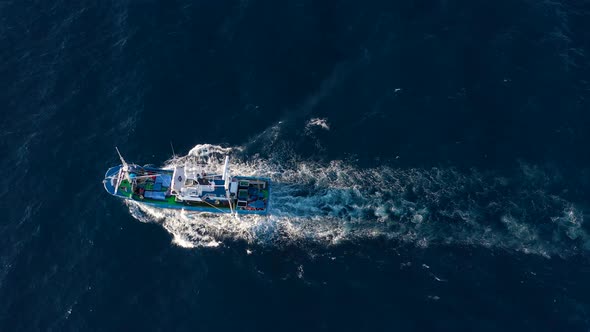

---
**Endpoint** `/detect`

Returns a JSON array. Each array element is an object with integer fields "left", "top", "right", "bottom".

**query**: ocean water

[{"left": 2, "top": 0, "right": 590, "bottom": 330}]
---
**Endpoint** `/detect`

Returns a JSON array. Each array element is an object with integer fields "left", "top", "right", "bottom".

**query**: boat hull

[{"left": 103, "top": 165, "right": 270, "bottom": 215}]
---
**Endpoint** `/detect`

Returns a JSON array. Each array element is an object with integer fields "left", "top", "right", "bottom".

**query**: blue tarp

[
  {"left": 144, "top": 191, "right": 166, "bottom": 200},
  {"left": 155, "top": 174, "right": 172, "bottom": 187},
  {"left": 248, "top": 200, "right": 265, "bottom": 209}
]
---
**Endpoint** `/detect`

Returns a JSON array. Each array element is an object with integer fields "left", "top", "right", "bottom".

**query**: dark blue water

[{"left": 2, "top": 0, "right": 590, "bottom": 330}]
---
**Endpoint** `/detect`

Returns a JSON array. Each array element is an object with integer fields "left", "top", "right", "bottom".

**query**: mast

[
  {"left": 113, "top": 147, "right": 129, "bottom": 195},
  {"left": 115, "top": 147, "right": 129, "bottom": 170},
  {"left": 222, "top": 155, "right": 230, "bottom": 181},
  {"left": 222, "top": 155, "right": 236, "bottom": 216}
]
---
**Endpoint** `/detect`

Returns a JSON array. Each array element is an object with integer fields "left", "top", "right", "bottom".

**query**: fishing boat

[{"left": 103, "top": 148, "right": 270, "bottom": 215}]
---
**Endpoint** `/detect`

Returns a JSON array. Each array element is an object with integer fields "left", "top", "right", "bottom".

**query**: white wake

[{"left": 125, "top": 143, "right": 589, "bottom": 257}]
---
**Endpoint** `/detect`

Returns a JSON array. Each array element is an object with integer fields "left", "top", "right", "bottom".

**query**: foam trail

[{"left": 126, "top": 144, "right": 589, "bottom": 257}]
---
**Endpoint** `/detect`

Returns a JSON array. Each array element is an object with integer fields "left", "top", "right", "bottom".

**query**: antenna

[{"left": 170, "top": 141, "right": 176, "bottom": 158}]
